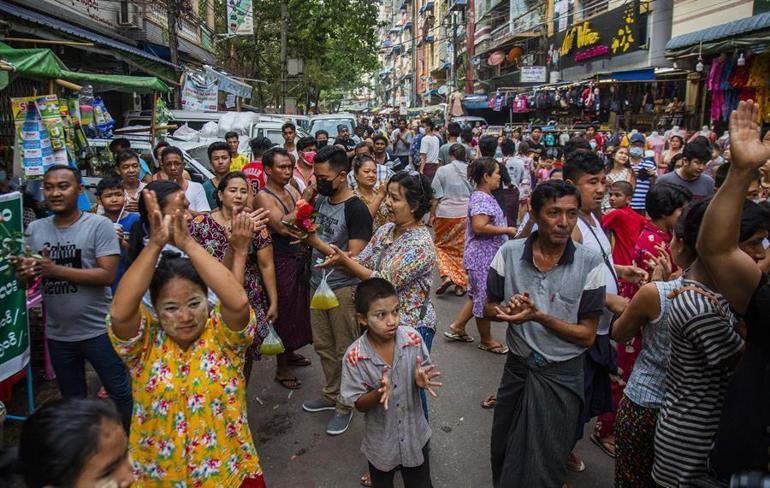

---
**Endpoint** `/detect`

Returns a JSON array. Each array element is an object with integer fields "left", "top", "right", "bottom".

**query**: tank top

[
  {"left": 261, "top": 186, "right": 300, "bottom": 254},
  {"left": 624, "top": 279, "right": 682, "bottom": 409}
]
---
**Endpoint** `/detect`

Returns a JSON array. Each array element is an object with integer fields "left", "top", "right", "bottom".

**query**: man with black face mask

[
  {"left": 316, "top": 130, "right": 330, "bottom": 149},
  {"left": 303, "top": 145, "right": 373, "bottom": 436}
]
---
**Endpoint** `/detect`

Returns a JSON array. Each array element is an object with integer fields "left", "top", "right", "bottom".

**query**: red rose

[{"left": 296, "top": 202, "right": 313, "bottom": 220}]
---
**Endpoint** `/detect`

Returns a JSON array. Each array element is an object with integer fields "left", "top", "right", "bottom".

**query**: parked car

[{"left": 308, "top": 113, "right": 357, "bottom": 138}]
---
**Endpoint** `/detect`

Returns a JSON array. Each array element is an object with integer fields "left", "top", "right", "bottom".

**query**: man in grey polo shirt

[{"left": 485, "top": 180, "right": 606, "bottom": 488}]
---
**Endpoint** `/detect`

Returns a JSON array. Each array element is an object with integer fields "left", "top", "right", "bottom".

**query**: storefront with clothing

[{"left": 665, "top": 11, "right": 770, "bottom": 130}]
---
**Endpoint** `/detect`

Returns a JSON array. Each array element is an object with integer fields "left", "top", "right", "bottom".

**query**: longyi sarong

[
  {"left": 433, "top": 217, "right": 467, "bottom": 288},
  {"left": 491, "top": 353, "right": 584, "bottom": 488},
  {"left": 273, "top": 250, "right": 312, "bottom": 351}
]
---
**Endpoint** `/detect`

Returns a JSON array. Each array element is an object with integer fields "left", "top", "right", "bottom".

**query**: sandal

[
  {"left": 360, "top": 471, "right": 371, "bottom": 487},
  {"left": 443, "top": 329, "right": 474, "bottom": 342},
  {"left": 590, "top": 433, "right": 616, "bottom": 458},
  {"left": 287, "top": 354, "right": 311, "bottom": 367},
  {"left": 481, "top": 394, "right": 497, "bottom": 409},
  {"left": 478, "top": 343, "right": 509, "bottom": 355},
  {"left": 567, "top": 452, "right": 585, "bottom": 472},
  {"left": 274, "top": 376, "right": 302, "bottom": 390},
  {"left": 453, "top": 285, "right": 467, "bottom": 297},
  {"left": 436, "top": 279, "right": 453, "bottom": 295}
]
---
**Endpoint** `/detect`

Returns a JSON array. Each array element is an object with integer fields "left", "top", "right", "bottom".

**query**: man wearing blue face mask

[{"left": 628, "top": 133, "right": 657, "bottom": 215}]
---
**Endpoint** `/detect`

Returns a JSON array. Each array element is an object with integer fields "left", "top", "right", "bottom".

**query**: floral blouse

[
  {"left": 108, "top": 305, "right": 262, "bottom": 487},
  {"left": 355, "top": 222, "right": 437, "bottom": 330},
  {"left": 189, "top": 214, "right": 271, "bottom": 356}
]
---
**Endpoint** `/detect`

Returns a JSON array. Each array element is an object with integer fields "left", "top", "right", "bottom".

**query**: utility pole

[
  {"left": 411, "top": 0, "right": 417, "bottom": 108},
  {"left": 466, "top": 0, "right": 475, "bottom": 94},
  {"left": 449, "top": 11, "right": 457, "bottom": 94},
  {"left": 280, "top": 0, "right": 288, "bottom": 113},
  {"left": 166, "top": 0, "right": 181, "bottom": 107}
]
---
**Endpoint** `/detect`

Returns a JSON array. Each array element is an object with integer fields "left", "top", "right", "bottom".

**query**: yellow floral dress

[{"left": 109, "top": 305, "right": 263, "bottom": 487}]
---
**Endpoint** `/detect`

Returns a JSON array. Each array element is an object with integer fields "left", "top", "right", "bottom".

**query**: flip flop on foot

[
  {"left": 590, "top": 433, "right": 616, "bottom": 458},
  {"left": 360, "top": 471, "right": 371, "bottom": 487},
  {"left": 478, "top": 343, "right": 509, "bottom": 355},
  {"left": 436, "top": 279, "right": 453, "bottom": 295},
  {"left": 444, "top": 328, "right": 474, "bottom": 342},
  {"left": 453, "top": 285, "right": 467, "bottom": 297},
  {"left": 287, "top": 353, "right": 311, "bottom": 367},
  {"left": 274, "top": 375, "right": 302, "bottom": 390},
  {"left": 481, "top": 394, "right": 497, "bottom": 409}
]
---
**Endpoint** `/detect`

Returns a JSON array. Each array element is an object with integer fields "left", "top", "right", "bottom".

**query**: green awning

[
  {"left": 60, "top": 70, "right": 169, "bottom": 93},
  {"left": 0, "top": 42, "right": 170, "bottom": 93}
]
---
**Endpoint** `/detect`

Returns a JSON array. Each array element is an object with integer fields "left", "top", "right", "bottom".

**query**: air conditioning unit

[{"left": 117, "top": 1, "right": 141, "bottom": 27}]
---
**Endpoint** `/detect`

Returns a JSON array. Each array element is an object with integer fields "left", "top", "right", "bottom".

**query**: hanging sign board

[
  {"left": 554, "top": 1, "right": 643, "bottom": 69},
  {"left": 181, "top": 73, "right": 218, "bottom": 112},
  {"left": 0, "top": 192, "right": 30, "bottom": 382},
  {"left": 520, "top": 66, "right": 547, "bottom": 83},
  {"left": 227, "top": 0, "right": 254, "bottom": 36}
]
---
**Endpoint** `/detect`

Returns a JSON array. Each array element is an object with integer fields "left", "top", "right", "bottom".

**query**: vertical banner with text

[
  {"left": 227, "top": 0, "right": 254, "bottom": 36},
  {"left": 0, "top": 192, "right": 29, "bottom": 382}
]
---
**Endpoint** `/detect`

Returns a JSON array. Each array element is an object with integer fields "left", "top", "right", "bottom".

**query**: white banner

[
  {"left": 520, "top": 66, "right": 547, "bottom": 83},
  {"left": 227, "top": 0, "right": 254, "bottom": 36},
  {"left": 181, "top": 73, "right": 218, "bottom": 112}
]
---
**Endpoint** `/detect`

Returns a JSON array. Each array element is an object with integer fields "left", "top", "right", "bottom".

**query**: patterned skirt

[
  {"left": 615, "top": 394, "right": 659, "bottom": 488},
  {"left": 272, "top": 250, "right": 312, "bottom": 351},
  {"left": 433, "top": 217, "right": 468, "bottom": 288}
]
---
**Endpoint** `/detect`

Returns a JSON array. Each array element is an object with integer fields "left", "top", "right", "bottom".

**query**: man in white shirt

[
  {"left": 161, "top": 146, "right": 210, "bottom": 214},
  {"left": 419, "top": 117, "right": 441, "bottom": 182}
]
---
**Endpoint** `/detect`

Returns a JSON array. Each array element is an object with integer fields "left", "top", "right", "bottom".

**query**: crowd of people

[{"left": 1, "top": 100, "right": 769, "bottom": 488}]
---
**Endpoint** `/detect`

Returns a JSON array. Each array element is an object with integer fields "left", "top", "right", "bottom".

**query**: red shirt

[
  {"left": 602, "top": 206, "right": 646, "bottom": 266},
  {"left": 624, "top": 220, "right": 677, "bottom": 297},
  {"left": 242, "top": 160, "right": 266, "bottom": 193}
]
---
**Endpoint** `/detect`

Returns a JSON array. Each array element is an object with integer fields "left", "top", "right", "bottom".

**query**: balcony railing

[{"left": 510, "top": 3, "right": 545, "bottom": 34}]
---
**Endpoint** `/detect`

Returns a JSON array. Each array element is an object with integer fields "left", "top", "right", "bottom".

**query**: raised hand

[
  {"left": 644, "top": 244, "right": 673, "bottom": 282},
  {"left": 170, "top": 209, "right": 193, "bottom": 252},
  {"left": 144, "top": 190, "right": 172, "bottom": 248},
  {"left": 378, "top": 367, "right": 391, "bottom": 410},
  {"left": 729, "top": 100, "right": 770, "bottom": 171},
  {"left": 248, "top": 207, "right": 270, "bottom": 233},
  {"left": 414, "top": 356, "right": 442, "bottom": 398},
  {"left": 229, "top": 212, "right": 253, "bottom": 256}
]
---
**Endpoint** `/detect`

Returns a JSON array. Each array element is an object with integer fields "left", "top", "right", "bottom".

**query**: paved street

[{"left": 247, "top": 279, "right": 615, "bottom": 488}]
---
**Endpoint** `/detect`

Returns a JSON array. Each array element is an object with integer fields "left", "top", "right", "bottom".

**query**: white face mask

[
  {"left": 629, "top": 146, "right": 644, "bottom": 158},
  {"left": 589, "top": 140, "right": 597, "bottom": 150}
]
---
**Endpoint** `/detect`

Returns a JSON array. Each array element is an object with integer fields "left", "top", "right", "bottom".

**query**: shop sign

[
  {"left": 181, "top": 73, "right": 218, "bottom": 112},
  {"left": 227, "top": 0, "right": 254, "bottom": 36},
  {"left": 554, "top": 1, "right": 642, "bottom": 69},
  {"left": 520, "top": 66, "right": 547, "bottom": 83},
  {"left": 0, "top": 192, "right": 30, "bottom": 383}
]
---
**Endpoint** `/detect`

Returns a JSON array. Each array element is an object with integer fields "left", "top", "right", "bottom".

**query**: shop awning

[
  {"left": 0, "top": 0, "right": 178, "bottom": 81},
  {"left": 598, "top": 68, "right": 655, "bottom": 82},
  {"left": 0, "top": 42, "right": 170, "bottom": 93},
  {"left": 665, "top": 12, "right": 770, "bottom": 56}
]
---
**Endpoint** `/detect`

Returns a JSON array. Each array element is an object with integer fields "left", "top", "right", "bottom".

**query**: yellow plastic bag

[
  {"left": 259, "top": 322, "right": 285, "bottom": 355},
  {"left": 310, "top": 270, "right": 339, "bottom": 310}
]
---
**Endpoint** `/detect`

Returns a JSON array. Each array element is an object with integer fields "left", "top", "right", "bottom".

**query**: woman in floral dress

[
  {"left": 109, "top": 190, "right": 266, "bottom": 487},
  {"left": 189, "top": 171, "right": 277, "bottom": 382}
]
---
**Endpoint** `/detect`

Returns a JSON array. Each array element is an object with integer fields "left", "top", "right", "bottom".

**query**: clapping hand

[
  {"left": 729, "top": 100, "right": 770, "bottom": 171},
  {"left": 247, "top": 208, "right": 270, "bottom": 233},
  {"left": 414, "top": 356, "right": 442, "bottom": 398},
  {"left": 228, "top": 212, "right": 253, "bottom": 256},
  {"left": 378, "top": 367, "right": 391, "bottom": 410},
  {"left": 494, "top": 293, "right": 539, "bottom": 323},
  {"left": 643, "top": 243, "right": 673, "bottom": 282},
  {"left": 144, "top": 190, "right": 172, "bottom": 249}
]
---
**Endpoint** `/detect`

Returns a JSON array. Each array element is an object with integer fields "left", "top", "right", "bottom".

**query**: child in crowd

[
  {"left": 601, "top": 180, "right": 647, "bottom": 297},
  {"left": 536, "top": 157, "right": 553, "bottom": 183},
  {"left": 341, "top": 278, "right": 442, "bottom": 488},
  {"left": 95, "top": 176, "right": 140, "bottom": 294}
]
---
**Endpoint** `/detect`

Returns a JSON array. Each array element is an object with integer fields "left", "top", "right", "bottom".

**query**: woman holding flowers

[
  {"left": 189, "top": 171, "right": 277, "bottom": 384},
  {"left": 255, "top": 147, "right": 313, "bottom": 390},
  {"left": 109, "top": 190, "right": 266, "bottom": 487}
]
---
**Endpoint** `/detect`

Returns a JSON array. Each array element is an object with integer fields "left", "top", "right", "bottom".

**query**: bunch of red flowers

[{"left": 289, "top": 199, "right": 318, "bottom": 234}]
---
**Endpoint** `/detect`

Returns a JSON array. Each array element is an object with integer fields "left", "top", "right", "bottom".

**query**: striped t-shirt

[
  {"left": 630, "top": 158, "right": 656, "bottom": 211},
  {"left": 652, "top": 279, "right": 744, "bottom": 487}
]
